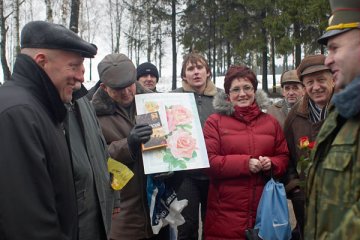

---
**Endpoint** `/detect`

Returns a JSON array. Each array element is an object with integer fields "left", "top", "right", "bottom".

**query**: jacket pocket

[{"left": 321, "top": 148, "right": 353, "bottom": 205}]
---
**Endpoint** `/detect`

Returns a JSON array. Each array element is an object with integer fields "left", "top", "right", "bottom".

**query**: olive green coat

[{"left": 305, "top": 106, "right": 360, "bottom": 239}]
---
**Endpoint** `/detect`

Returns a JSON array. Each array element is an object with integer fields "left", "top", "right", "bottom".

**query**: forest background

[{"left": 0, "top": 0, "right": 330, "bottom": 93}]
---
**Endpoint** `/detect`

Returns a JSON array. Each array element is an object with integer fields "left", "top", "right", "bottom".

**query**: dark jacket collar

[{"left": 11, "top": 54, "right": 67, "bottom": 123}]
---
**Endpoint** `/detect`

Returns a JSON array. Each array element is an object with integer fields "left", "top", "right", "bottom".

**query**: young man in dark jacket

[{"left": 0, "top": 21, "right": 96, "bottom": 240}]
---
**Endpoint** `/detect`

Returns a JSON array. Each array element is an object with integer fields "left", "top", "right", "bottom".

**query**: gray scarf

[{"left": 332, "top": 75, "right": 360, "bottom": 119}]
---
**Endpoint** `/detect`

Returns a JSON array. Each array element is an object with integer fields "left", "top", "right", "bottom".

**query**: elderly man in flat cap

[
  {"left": 305, "top": 0, "right": 360, "bottom": 239},
  {"left": 267, "top": 69, "right": 304, "bottom": 129},
  {"left": 282, "top": 54, "right": 334, "bottom": 239},
  {"left": 92, "top": 53, "right": 169, "bottom": 240},
  {"left": 0, "top": 20, "right": 110, "bottom": 240}
]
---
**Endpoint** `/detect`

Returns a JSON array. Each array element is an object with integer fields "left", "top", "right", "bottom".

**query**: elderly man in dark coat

[
  {"left": 0, "top": 21, "right": 96, "bottom": 240},
  {"left": 283, "top": 54, "right": 334, "bottom": 239}
]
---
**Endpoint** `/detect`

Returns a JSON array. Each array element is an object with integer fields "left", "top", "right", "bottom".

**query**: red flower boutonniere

[{"left": 297, "top": 136, "right": 316, "bottom": 183}]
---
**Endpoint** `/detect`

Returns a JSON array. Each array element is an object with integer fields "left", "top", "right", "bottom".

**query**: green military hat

[{"left": 318, "top": 0, "right": 360, "bottom": 45}]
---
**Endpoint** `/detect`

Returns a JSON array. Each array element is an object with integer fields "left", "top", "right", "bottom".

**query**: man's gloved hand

[{"left": 127, "top": 124, "right": 153, "bottom": 155}]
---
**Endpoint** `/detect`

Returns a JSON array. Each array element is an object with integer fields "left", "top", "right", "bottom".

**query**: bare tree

[
  {"left": 61, "top": 0, "right": 69, "bottom": 26},
  {"left": 0, "top": 0, "right": 10, "bottom": 81},
  {"left": 44, "top": 0, "right": 53, "bottom": 22},
  {"left": 12, "top": 0, "right": 20, "bottom": 60},
  {"left": 109, "top": 0, "right": 124, "bottom": 53},
  {"left": 69, "top": 0, "right": 79, "bottom": 33}
]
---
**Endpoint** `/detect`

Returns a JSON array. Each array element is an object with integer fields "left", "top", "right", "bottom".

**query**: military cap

[
  {"left": 297, "top": 55, "right": 331, "bottom": 80},
  {"left": 280, "top": 70, "right": 302, "bottom": 87},
  {"left": 21, "top": 21, "right": 97, "bottom": 58},
  {"left": 318, "top": 0, "right": 360, "bottom": 45},
  {"left": 98, "top": 53, "right": 136, "bottom": 89}
]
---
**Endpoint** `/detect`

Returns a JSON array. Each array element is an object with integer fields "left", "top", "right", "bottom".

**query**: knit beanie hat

[{"left": 137, "top": 62, "right": 159, "bottom": 82}]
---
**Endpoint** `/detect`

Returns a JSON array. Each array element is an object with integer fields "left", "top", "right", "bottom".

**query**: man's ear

[
  {"left": 100, "top": 83, "right": 108, "bottom": 93},
  {"left": 33, "top": 53, "right": 47, "bottom": 68}
]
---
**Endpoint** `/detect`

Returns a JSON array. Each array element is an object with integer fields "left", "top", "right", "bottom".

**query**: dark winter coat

[
  {"left": 283, "top": 94, "right": 325, "bottom": 193},
  {"left": 65, "top": 86, "right": 116, "bottom": 240},
  {"left": 92, "top": 83, "right": 154, "bottom": 240},
  {"left": 203, "top": 91, "right": 289, "bottom": 240},
  {"left": 0, "top": 54, "right": 77, "bottom": 240}
]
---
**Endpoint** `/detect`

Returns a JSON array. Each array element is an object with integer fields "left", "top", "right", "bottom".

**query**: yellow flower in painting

[{"left": 145, "top": 101, "right": 159, "bottom": 113}]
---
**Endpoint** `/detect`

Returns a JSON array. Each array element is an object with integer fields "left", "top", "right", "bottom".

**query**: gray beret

[
  {"left": 98, "top": 53, "right": 136, "bottom": 89},
  {"left": 21, "top": 21, "right": 97, "bottom": 58}
]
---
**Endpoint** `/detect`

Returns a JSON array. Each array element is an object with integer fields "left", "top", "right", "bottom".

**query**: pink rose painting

[
  {"left": 166, "top": 105, "right": 193, "bottom": 132},
  {"left": 167, "top": 130, "right": 197, "bottom": 159},
  {"left": 163, "top": 105, "right": 197, "bottom": 169}
]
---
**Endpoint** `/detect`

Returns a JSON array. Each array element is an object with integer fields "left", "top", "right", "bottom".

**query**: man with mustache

[{"left": 282, "top": 54, "right": 334, "bottom": 239}]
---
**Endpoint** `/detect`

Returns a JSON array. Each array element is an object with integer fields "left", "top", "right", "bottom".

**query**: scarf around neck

[
  {"left": 233, "top": 102, "right": 262, "bottom": 123},
  {"left": 308, "top": 98, "right": 328, "bottom": 123},
  {"left": 332, "top": 75, "right": 360, "bottom": 119}
]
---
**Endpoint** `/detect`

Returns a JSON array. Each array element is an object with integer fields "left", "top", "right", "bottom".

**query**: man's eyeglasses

[{"left": 229, "top": 85, "right": 254, "bottom": 94}]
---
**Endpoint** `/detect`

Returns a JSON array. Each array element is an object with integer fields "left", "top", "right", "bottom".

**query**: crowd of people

[{"left": 0, "top": 0, "right": 359, "bottom": 239}]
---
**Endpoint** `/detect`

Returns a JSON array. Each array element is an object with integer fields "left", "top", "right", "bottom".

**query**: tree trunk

[
  {"left": 44, "top": 0, "right": 53, "bottom": 22},
  {"left": 271, "top": 36, "right": 276, "bottom": 93},
  {"left": 61, "top": 0, "right": 68, "bottom": 25},
  {"left": 69, "top": 0, "right": 80, "bottom": 33},
  {"left": 294, "top": 21, "right": 301, "bottom": 67},
  {"left": 171, "top": 0, "right": 176, "bottom": 90},
  {"left": 146, "top": 1, "right": 151, "bottom": 62},
  {"left": 13, "top": 0, "right": 20, "bottom": 60},
  {"left": 261, "top": 11, "right": 268, "bottom": 93},
  {"left": 0, "top": 0, "right": 10, "bottom": 81}
]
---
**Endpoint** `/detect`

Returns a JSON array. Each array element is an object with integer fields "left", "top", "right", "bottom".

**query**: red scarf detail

[{"left": 233, "top": 102, "right": 262, "bottom": 123}]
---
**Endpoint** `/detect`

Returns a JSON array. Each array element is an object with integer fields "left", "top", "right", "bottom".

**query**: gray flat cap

[
  {"left": 21, "top": 21, "right": 97, "bottom": 58},
  {"left": 98, "top": 53, "right": 136, "bottom": 89}
]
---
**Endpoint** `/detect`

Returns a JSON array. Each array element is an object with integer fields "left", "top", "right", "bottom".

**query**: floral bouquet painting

[{"left": 135, "top": 93, "right": 209, "bottom": 174}]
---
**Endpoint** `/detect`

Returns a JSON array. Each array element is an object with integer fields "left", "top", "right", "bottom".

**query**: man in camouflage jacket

[{"left": 305, "top": 0, "right": 360, "bottom": 239}]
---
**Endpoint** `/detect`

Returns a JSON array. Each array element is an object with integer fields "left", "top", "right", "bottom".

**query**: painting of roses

[{"left": 135, "top": 93, "right": 209, "bottom": 174}]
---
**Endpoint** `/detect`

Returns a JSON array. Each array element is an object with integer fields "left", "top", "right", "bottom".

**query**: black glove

[
  {"left": 127, "top": 124, "right": 153, "bottom": 155},
  {"left": 290, "top": 188, "right": 305, "bottom": 239}
]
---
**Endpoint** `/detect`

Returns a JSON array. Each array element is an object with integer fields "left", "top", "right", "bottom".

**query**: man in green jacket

[{"left": 305, "top": 0, "right": 360, "bottom": 239}]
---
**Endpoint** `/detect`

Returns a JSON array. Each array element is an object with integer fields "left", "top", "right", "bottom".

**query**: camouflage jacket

[{"left": 305, "top": 106, "right": 360, "bottom": 239}]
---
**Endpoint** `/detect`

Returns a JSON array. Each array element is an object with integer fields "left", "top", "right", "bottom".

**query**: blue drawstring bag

[{"left": 254, "top": 178, "right": 291, "bottom": 240}]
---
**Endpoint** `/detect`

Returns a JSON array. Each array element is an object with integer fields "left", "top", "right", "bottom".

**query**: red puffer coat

[{"left": 203, "top": 91, "right": 289, "bottom": 240}]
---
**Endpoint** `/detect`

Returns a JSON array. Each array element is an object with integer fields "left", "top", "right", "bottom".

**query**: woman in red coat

[{"left": 203, "top": 65, "right": 289, "bottom": 240}]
